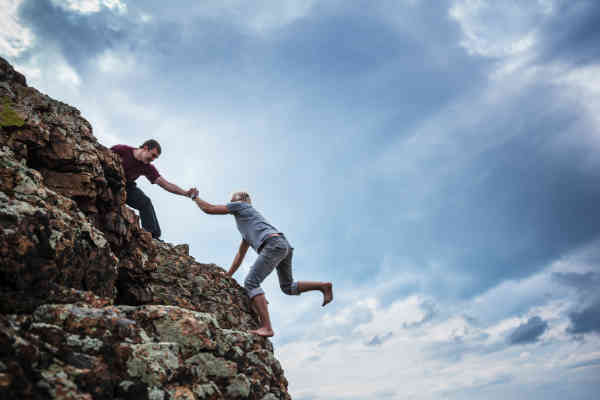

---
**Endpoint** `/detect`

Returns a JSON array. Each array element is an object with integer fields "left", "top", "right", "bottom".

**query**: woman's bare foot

[
  {"left": 321, "top": 282, "right": 333, "bottom": 306},
  {"left": 249, "top": 327, "right": 274, "bottom": 337}
]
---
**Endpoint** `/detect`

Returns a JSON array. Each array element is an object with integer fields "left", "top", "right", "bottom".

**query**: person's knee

[
  {"left": 246, "top": 285, "right": 264, "bottom": 299},
  {"left": 128, "top": 194, "right": 153, "bottom": 211}
]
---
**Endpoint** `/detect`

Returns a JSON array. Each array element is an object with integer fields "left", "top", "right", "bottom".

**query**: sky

[{"left": 2, "top": 0, "right": 600, "bottom": 399}]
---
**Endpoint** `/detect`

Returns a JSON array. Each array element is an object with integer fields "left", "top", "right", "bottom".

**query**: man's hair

[
  {"left": 140, "top": 139, "right": 162, "bottom": 154},
  {"left": 231, "top": 191, "right": 251, "bottom": 203}
]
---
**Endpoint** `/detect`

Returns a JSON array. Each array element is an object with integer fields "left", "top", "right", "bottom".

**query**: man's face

[{"left": 141, "top": 147, "right": 160, "bottom": 164}]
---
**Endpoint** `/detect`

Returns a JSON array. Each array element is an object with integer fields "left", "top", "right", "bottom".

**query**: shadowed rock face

[{"left": 0, "top": 57, "right": 291, "bottom": 400}]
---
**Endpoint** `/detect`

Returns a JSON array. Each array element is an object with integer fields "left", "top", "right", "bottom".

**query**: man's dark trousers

[{"left": 125, "top": 181, "right": 161, "bottom": 239}]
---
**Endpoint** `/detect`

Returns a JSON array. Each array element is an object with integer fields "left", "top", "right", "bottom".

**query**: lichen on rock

[
  {"left": 0, "top": 96, "right": 25, "bottom": 128},
  {"left": 124, "top": 342, "right": 181, "bottom": 386}
]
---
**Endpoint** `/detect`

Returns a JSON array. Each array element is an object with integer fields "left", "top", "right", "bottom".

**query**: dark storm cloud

[
  {"left": 555, "top": 271, "right": 600, "bottom": 336},
  {"left": 553, "top": 272, "right": 600, "bottom": 293},
  {"left": 443, "top": 104, "right": 600, "bottom": 295},
  {"left": 18, "top": 0, "right": 134, "bottom": 69},
  {"left": 248, "top": 0, "right": 600, "bottom": 306},
  {"left": 17, "top": 0, "right": 251, "bottom": 85},
  {"left": 567, "top": 300, "right": 600, "bottom": 335},
  {"left": 131, "top": 0, "right": 491, "bottom": 124},
  {"left": 363, "top": 82, "right": 600, "bottom": 302},
  {"left": 336, "top": 0, "right": 600, "bottom": 303},
  {"left": 536, "top": 0, "right": 600, "bottom": 66},
  {"left": 508, "top": 316, "right": 548, "bottom": 345},
  {"left": 266, "top": 1, "right": 490, "bottom": 144},
  {"left": 14, "top": 0, "right": 489, "bottom": 127}
]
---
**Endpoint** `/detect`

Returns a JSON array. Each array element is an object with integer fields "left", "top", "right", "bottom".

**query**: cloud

[
  {"left": 441, "top": 373, "right": 514, "bottom": 398},
  {"left": 317, "top": 336, "right": 342, "bottom": 348},
  {"left": 0, "top": 0, "right": 34, "bottom": 57},
  {"left": 321, "top": 298, "right": 376, "bottom": 334},
  {"left": 403, "top": 299, "right": 436, "bottom": 328},
  {"left": 275, "top": 263, "right": 600, "bottom": 400},
  {"left": 51, "top": 0, "right": 127, "bottom": 14},
  {"left": 567, "top": 300, "right": 600, "bottom": 336},
  {"left": 553, "top": 268, "right": 600, "bottom": 337},
  {"left": 507, "top": 316, "right": 549, "bottom": 345},
  {"left": 567, "top": 357, "right": 600, "bottom": 370},
  {"left": 365, "top": 332, "right": 393, "bottom": 347},
  {"left": 536, "top": 0, "right": 600, "bottom": 66},
  {"left": 366, "top": 71, "right": 600, "bottom": 299},
  {"left": 450, "top": 0, "right": 600, "bottom": 68},
  {"left": 424, "top": 324, "right": 499, "bottom": 363},
  {"left": 449, "top": 0, "right": 545, "bottom": 58},
  {"left": 553, "top": 272, "right": 600, "bottom": 294},
  {"left": 18, "top": 0, "right": 133, "bottom": 70}
]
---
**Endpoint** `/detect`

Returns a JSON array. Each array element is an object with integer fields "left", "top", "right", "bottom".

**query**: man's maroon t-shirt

[{"left": 110, "top": 144, "right": 161, "bottom": 184}]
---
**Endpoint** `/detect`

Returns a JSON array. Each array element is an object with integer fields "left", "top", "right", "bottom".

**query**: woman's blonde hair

[{"left": 231, "top": 191, "right": 251, "bottom": 203}]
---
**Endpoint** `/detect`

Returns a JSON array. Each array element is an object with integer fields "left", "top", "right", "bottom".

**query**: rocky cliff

[{"left": 0, "top": 57, "right": 291, "bottom": 400}]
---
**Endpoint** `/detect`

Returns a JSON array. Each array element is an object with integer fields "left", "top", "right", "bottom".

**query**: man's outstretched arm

[
  {"left": 155, "top": 176, "right": 196, "bottom": 197},
  {"left": 192, "top": 195, "right": 230, "bottom": 215}
]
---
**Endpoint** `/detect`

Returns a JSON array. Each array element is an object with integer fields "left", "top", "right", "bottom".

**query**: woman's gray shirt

[{"left": 226, "top": 201, "right": 281, "bottom": 251}]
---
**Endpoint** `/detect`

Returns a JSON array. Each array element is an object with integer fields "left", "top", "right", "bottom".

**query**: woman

[{"left": 192, "top": 191, "right": 333, "bottom": 337}]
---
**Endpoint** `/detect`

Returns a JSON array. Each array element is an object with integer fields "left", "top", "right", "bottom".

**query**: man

[
  {"left": 192, "top": 191, "right": 333, "bottom": 337},
  {"left": 111, "top": 139, "right": 197, "bottom": 239}
]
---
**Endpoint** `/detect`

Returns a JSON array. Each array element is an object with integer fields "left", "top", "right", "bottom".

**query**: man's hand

[{"left": 187, "top": 188, "right": 199, "bottom": 199}]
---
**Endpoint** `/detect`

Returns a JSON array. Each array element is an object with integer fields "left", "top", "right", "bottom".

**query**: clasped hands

[{"left": 186, "top": 188, "right": 199, "bottom": 199}]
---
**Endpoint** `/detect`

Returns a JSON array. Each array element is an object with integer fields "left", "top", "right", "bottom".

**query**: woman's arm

[
  {"left": 192, "top": 195, "right": 230, "bottom": 214},
  {"left": 228, "top": 240, "right": 250, "bottom": 277}
]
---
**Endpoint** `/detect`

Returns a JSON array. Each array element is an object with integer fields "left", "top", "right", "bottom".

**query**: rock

[
  {"left": 226, "top": 374, "right": 252, "bottom": 398},
  {"left": 0, "top": 56, "right": 291, "bottom": 399},
  {"left": 0, "top": 57, "right": 26, "bottom": 86}
]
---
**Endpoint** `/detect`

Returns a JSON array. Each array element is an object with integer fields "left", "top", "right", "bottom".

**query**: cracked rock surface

[{"left": 0, "top": 57, "right": 290, "bottom": 400}]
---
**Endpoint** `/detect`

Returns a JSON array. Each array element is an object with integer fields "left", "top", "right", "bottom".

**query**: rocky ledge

[{"left": 0, "top": 57, "right": 291, "bottom": 400}]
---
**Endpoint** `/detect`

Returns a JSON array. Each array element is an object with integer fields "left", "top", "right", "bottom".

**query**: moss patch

[{"left": 1, "top": 96, "right": 25, "bottom": 128}]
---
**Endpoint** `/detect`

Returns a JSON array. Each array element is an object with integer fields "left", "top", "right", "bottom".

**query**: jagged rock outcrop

[{"left": 0, "top": 57, "right": 291, "bottom": 400}]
